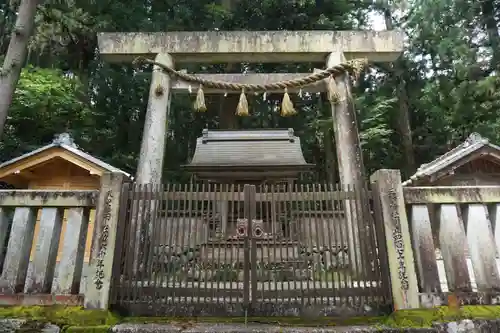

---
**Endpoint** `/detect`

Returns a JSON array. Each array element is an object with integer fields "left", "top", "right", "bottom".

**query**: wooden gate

[{"left": 110, "top": 182, "right": 391, "bottom": 316}]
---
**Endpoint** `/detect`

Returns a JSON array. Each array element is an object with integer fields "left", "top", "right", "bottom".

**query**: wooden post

[
  {"left": 25, "top": 208, "right": 63, "bottom": 294},
  {"left": 136, "top": 53, "right": 174, "bottom": 185},
  {"left": 52, "top": 208, "right": 91, "bottom": 294},
  {"left": 370, "top": 169, "right": 419, "bottom": 309},
  {"left": 0, "top": 208, "right": 36, "bottom": 293},
  {"left": 326, "top": 52, "right": 366, "bottom": 274},
  {"left": 84, "top": 172, "right": 124, "bottom": 309},
  {"left": 0, "top": 208, "right": 11, "bottom": 273}
]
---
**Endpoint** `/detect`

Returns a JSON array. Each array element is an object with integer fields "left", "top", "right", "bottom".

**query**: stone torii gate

[
  {"left": 97, "top": 31, "right": 403, "bottom": 189},
  {"left": 95, "top": 30, "right": 403, "bottom": 281}
]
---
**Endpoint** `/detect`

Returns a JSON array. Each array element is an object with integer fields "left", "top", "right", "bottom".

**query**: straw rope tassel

[
  {"left": 193, "top": 85, "right": 207, "bottom": 112},
  {"left": 281, "top": 88, "right": 296, "bottom": 117},
  {"left": 327, "top": 76, "right": 340, "bottom": 103},
  {"left": 236, "top": 88, "right": 249, "bottom": 116}
]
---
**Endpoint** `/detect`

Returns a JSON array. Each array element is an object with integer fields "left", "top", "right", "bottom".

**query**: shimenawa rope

[{"left": 133, "top": 57, "right": 367, "bottom": 117}]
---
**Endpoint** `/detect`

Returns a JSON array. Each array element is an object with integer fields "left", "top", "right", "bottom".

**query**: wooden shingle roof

[
  {"left": 0, "top": 133, "right": 131, "bottom": 179},
  {"left": 183, "top": 128, "right": 313, "bottom": 181},
  {"left": 403, "top": 133, "right": 500, "bottom": 186}
]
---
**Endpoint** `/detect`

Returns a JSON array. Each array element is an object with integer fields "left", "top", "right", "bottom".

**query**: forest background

[{"left": 1, "top": 0, "right": 499, "bottom": 183}]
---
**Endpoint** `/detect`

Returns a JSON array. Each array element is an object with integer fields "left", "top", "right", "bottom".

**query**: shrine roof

[
  {"left": 403, "top": 133, "right": 500, "bottom": 186},
  {"left": 183, "top": 128, "right": 313, "bottom": 172},
  {"left": 0, "top": 133, "right": 131, "bottom": 179}
]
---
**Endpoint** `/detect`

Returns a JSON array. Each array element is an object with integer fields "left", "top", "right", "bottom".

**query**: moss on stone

[
  {"left": 121, "top": 306, "right": 500, "bottom": 328},
  {"left": 16, "top": 320, "right": 46, "bottom": 332},
  {"left": 0, "top": 306, "right": 120, "bottom": 327},
  {"left": 64, "top": 325, "right": 111, "bottom": 332},
  {"left": 1, "top": 305, "right": 500, "bottom": 329},
  {"left": 381, "top": 306, "right": 500, "bottom": 328}
]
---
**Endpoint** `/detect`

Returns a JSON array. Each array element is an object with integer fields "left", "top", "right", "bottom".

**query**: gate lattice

[{"left": 110, "top": 182, "right": 391, "bottom": 316}]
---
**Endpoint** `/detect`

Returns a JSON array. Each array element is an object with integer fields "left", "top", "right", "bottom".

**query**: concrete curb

[
  {"left": 1, "top": 319, "right": 500, "bottom": 332},
  {"left": 111, "top": 319, "right": 500, "bottom": 333}
]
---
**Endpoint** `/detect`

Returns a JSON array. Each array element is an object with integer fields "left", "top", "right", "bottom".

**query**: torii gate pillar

[
  {"left": 327, "top": 52, "right": 364, "bottom": 190},
  {"left": 97, "top": 31, "right": 403, "bottom": 185},
  {"left": 326, "top": 52, "right": 366, "bottom": 273},
  {"left": 136, "top": 53, "right": 173, "bottom": 185}
]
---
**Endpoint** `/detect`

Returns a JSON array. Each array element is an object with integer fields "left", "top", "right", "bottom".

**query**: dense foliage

[{"left": 1, "top": 0, "right": 500, "bottom": 182}]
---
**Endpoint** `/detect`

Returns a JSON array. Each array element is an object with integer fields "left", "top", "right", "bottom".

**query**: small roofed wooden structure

[
  {"left": 0, "top": 133, "right": 130, "bottom": 265},
  {"left": 183, "top": 128, "right": 314, "bottom": 183},
  {"left": 0, "top": 133, "right": 130, "bottom": 188},
  {"left": 403, "top": 133, "right": 500, "bottom": 186}
]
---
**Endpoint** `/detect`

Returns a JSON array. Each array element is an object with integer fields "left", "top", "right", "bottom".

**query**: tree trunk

[
  {"left": 480, "top": 0, "right": 500, "bottom": 71},
  {"left": 0, "top": 0, "right": 39, "bottom": 140},
  {"left": 382, "top": 1, "right": 416, "bottom": 177}
]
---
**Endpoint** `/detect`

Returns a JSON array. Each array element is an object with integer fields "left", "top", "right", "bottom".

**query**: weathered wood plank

[
  {"left": 0, "top": 208, "right": 37, "bottom": 293},
  {"left": 410, "top": 205, "right": 441, "bottom": 293},
  {"left": 115, "top": 286, "right": 382, "bottom": 299},
  {"left": 0, "top": 294, "right": 83, "bottom": 306},
  {"left": 438, "top": 204, "right": 472, "bottom": 291},
  {"left": 0, "top": 190, "right": 98, "bottom": 207},
  {"left": 25, "top": 208, "right": 63, "bottom": 293},
  {"left": 491, "top": 204, "right": 500, "bottom": 259},
  {"left": 404, "top": 186, "right": 500, "bottom": 204},
  {"left": 129, "top": 190, "right": 366, "bottom": 202},
  {"left": 0, "top": 208, "right": 11, "bottom": 271},
  {"left": 464, "top": 204, "right": 500, "bottom": 291},
  {"left": 52, "top": 208, "right": 90, "bottom": 294}
]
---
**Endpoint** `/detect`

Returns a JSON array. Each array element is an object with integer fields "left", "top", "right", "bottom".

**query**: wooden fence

[
  {"left": 110, "top": 182, "right": 391, "bottom": 317},
  {"left": 0, "top": 190, "right": 97, "bottom": 306},
  {"left": 404, "top": 185, "right": 500, "bottom": 306},
  {"left": 4, "top": 169, "right": 495, "bottom": 314}
]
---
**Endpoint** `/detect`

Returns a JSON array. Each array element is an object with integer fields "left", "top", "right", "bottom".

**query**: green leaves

[
  {"left": 1, "top": 66, "right": 90, "bottom": 159},
  {"left": 2, "top": 0, "right": 500, "bottom": 182}
]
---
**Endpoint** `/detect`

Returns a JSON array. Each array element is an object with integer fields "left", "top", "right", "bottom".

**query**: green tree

[{"left": 0, "top": 66, "right": 92, "bottom": 160}]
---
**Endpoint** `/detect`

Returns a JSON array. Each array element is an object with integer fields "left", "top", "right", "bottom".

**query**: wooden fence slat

[
  {"left": 464, "top": 204, "right": 500, "bottom": 291},
  {"left": 410, "top": 205, "right": 441, "bottom": 292},
  {"left": 131, "top": 190, "right": 365, "bottom": 202},
  {"left": 404, "top": 186, "right": 500, "bottom": 204},
  {"left": 0, "top": 208, "right": 37, "bottom": 293},
  {"left": 25, "top": 208, "right": 63, "bottom": 293},
  {"left": 491, "top": 204, "right": 500, "bottom": 259},
  {"left": 52, "top": 208, "right": 90, "bottom": 294},
  {"left": 0, "top": 208, "right": 11, "bottom": 272},
  {"left": 438, "top": 204, "right": 472, "bottom": 292},
  {"left": 0, "top": 190, "right": 97, "bottom": 207}
]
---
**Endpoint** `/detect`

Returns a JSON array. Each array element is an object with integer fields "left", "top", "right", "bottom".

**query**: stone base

[
  {"left": 1, "top": 318, "right": 500, "bottom": 333},
  {"left": 110, "top": 319, "right": 500, "bottom": 333},
  {"left": 0, "top": 319, "right": 59, "bottom": 333}
]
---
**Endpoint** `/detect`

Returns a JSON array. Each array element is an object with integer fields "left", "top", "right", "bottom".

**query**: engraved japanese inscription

[
  {"left": 387, "top": 188, "right": 409, "bottom": 291},
  {"left": 93, "top": 190, "right": 113, "bottom": 290}
]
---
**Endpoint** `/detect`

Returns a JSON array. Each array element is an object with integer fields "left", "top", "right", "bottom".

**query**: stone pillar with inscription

[
  {"left": 84, "top": 172, "right": 125, "bottom": 310},
  {"left": 370, "top": 169, "right": 419, "bottom": 310}
]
